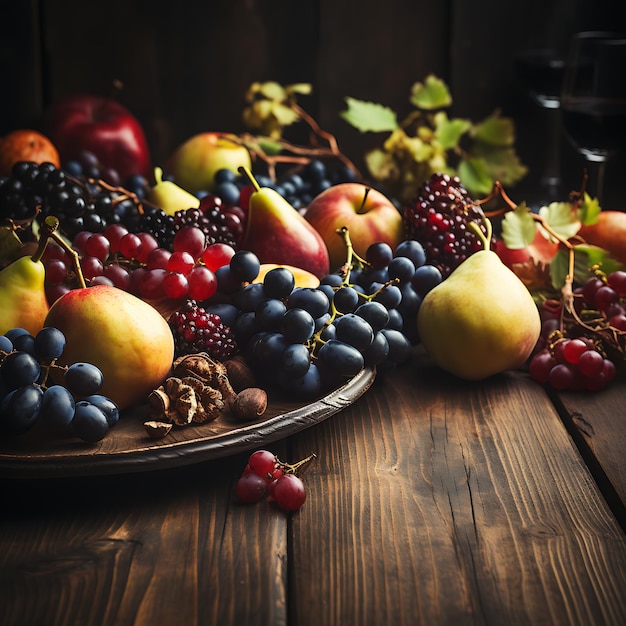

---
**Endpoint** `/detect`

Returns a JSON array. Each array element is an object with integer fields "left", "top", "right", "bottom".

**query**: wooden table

[{"left": 1, "top": 348, "right": 625, "bottom": 625}]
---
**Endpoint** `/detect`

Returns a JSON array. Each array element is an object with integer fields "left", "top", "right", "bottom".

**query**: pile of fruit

[{"left": 0, "top": 86, "right": 624, "bottom": 453}]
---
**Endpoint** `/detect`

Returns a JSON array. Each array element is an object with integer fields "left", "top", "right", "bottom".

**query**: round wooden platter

[{"left": 0, "top": 367, "right": 376, "bottom": 479}]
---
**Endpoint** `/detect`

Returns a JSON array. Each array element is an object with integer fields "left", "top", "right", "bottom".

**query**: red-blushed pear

[
  {"left": 44, "top": 91, "right": 151, "bottom": 181},
  {"left": 166, "top": 132, "right": 252, "bottom": 193},
  {"left": 44, "top": 285, "right": 174, "bottom": 410},
  {"left": 304, "top": 183, "right": 404, "bottom": 273},
  {"left": 238, "top": 168, "right": 330, "bottom": 279}
]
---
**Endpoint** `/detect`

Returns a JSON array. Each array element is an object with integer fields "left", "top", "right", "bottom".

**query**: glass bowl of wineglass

[{"left": 560, "top": 31, "right": 626, "bottom": 207}]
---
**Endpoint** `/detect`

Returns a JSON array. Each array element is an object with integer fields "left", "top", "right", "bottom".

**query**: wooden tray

[{"left": 0, "top": 367, "right": 376, "bottom": 479}]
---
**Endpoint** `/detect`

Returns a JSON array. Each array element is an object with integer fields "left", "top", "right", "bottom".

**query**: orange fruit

[
  {"left": 0, "top": 129, "right": 61, "bottom": 176},
  {"left": 577, "top": 211, "right": 626, "bottom": 265}
]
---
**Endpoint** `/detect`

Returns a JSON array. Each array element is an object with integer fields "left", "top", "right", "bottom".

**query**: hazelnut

[
  {"left": 224, "top": 356, "right": 257, "bottom": 392},
  {"left": 231, "top": 387, "right": 268, "bottom": 421}
]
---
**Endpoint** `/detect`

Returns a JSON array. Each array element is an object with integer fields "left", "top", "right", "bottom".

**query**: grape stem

[
  {"left": 38, "top": 215, "right": 87, "bottom": 289},
  {"left": 476, "top": 180, "right": 626, "bottom": 357}
]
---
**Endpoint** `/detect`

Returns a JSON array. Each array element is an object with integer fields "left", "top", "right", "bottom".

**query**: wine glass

[
  {"left": 560, "top": 31, "right": 626, "bottom": 207},
  {"left": 514, "top": 49, "right": 566, "bottom": 203}
]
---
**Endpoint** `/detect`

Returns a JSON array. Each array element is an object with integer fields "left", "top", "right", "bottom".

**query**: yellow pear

[
  {"left": 147, "top": 166, "right": 200, "bottom": 216},
  {"left": 0, "top": 228, "right": 51, "bottom": 335},
  {"left": 417, "top": 219, "right": 540, "bottom": 380}
]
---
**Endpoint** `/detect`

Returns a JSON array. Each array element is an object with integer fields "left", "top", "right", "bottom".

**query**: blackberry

[
  {"left": 137, "top": 208, "right": 177, "bottom": 250},
  {"left": 169, "top": 301, "right": 238, "bottom": 360},
  {"left": 403, "top": 173, "right": 491, "bottom": 278}
]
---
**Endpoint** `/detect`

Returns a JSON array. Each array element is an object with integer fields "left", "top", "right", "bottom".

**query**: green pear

[
  {"left": 147, "top": 166, "right": 200, "bottom": 216},
  {"left": 417, "top": 220, "right": 540, "bottom": 380},
  {"left": 0, "top": 226, "right": 51, "bottom": 336},
  {"left": 239, "top": 167, "right": 330, "bottom": 278}
]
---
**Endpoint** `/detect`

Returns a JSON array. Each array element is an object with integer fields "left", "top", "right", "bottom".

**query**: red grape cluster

[
  {"left": 42, "top": 222, "right": 238, "bottom": 304},
  {"left": 529, "top": 269, "right": 626, "bottom": 392},
  {"left": 236, "top": 449, "right": 315, "bottom": 512}
]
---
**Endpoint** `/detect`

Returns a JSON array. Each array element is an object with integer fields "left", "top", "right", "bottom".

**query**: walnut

[
  {"left": 148, "top": 375, "right": 224, "bottom": 426},
  {"left": 144, "top": 421, "right": 173, "bottom": 438}
]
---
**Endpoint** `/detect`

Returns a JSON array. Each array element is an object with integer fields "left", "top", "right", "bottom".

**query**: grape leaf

[
  {"left": 549, "top": 244, "right": 624, "bottom": 289},
  {"left": 457, "top": 157, "right": 493, "bottom": 196},
  {"left": 286, "top": 83, "right": 312, "bottom": 95},
  {"left": 410, "top": 75, "right": 452, "bottom": 110},
  {"left": 267, "top": 102, "right": 301, "bottom": 126},
  {"left": 501, "top": 202, "right": 537, "bottom": 249},
  {"left": 340, "top": 98, "right": 398, "bottom": 133},
  {"left": 471, "top": 143, "right": 528, "bottom": 186},
  {"left": 254, "top": 81, "right": 288, "bottom": 100},
  {"left": 578, "top": 192, "right": 601, "bottom": 225},
  {"left": 538, "top": 201, "right": 581, "bottom": 241},
  {"left": 433, "top": 112, "right": 471, "bottom": 150},
  {"left": 472, "top": 112, "right": 516, "bottom": 147}
]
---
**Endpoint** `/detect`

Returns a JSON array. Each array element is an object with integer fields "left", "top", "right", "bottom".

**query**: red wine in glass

[
  {"left": 561, "top": 97, "right": 626, "bottom": 160},
  {"left": 560, "top": 32, "right": 626, "bottom": 206}
]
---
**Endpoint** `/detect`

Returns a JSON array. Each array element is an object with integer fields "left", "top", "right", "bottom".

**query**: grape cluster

[
  {"left": 137, "top": 194, "right": 246, "bottom": 252},
  {"left": 236, "top": 449, "right": 314, "bottom": 511},
  {"left": 42, "top": 223, "right": 235, "bottom": 305},
  {"left": 0, "top": 327, "right": 119, "bottom": 442},
  {"left": 403, "top": 173, "right": 492, "bottom": 278},
  {"left": 529, "top": 270, "right": 626, "bottom": 391},
  {"left": 0, "top": 160, "right": 146, "bottom": 240},
  {"left": 181, "top": 239, "right": 442, "bottom": 400},
  {"left": 214, "top": 159, "right": 358, "bottom": 212}
]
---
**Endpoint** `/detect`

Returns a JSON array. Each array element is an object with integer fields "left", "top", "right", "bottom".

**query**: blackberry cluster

[
  {"left": 403, "top": 173, "right": 491, "bottom": 278},
  {"left": 169, "top": 301, "right": 238, "bottom": 359}
]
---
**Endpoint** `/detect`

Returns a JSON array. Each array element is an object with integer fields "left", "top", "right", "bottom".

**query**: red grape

[
  {"left": 273, "top": 474, "right": 306, "bottom": 511},
  {"left": 236, "top": 473, "right": 268, "bottom": 503}
]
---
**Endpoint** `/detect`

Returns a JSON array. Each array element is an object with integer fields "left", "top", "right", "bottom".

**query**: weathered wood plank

[
  {"left": 0, "top": 449, "right": 288, "bottom": 626},
  {"left": 289, "top": 351, "right": 626, "bottom": 625},
  {"left": 551, "top": 382, "right": 626, "bottom": 528}
]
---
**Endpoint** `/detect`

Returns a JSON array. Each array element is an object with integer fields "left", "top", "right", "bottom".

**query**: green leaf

[
  {"left": 365, "top": 149, "right": 395, "bottom": 182},
  {"left": 340, "top": 97, "right": 398, "bottom": 133},
  {"left": 549, "top": 244, "right": 624, "bottom": 289},
  {"left": 538, "top": 201, "right": 581, "bottom": 241},
  {"left": 578, "top": 192, "right": 602, "bottom": 225},
  {"left": 286, "top": 83, "right": 312, "bottom": 95},
  {"left": 469, "top": 142, "right": 528, "bottom": 186},
  {"left": 410, "top": 75, "right": 452, "bottom": 110},
  {"left": 433, "top": 112, "right": 471, "bottom": 150},
  {"left": 472, "top": 113, "right": 515, "bottom": 147},
  {"left": 501, "top": 202, "right": 537, "bottom": 249},
  {"left": 457, "top": 158, "right": 493, "bottom": 196},
  {"left": 256, "top": 138, "right": 284, "bottom": 156},
  {"left": 269, "top": 102, "right": 301, "bottom": 126},
  {"left": 256, "top": 81, "right": 287, "bottom": 100}
]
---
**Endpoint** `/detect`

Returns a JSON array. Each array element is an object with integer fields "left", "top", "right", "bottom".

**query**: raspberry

[
  {"left": 403, "top": 173, "right": 491, "bottom": 278},
  {"left": 169, "top": 301, "right": 238, "bottom": 359}
]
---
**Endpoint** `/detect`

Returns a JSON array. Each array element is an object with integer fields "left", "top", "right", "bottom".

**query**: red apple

[
  {"left": 495, "top": 229, "right": 559, "bottom": 269},
  {"left": 45, "top": 93, "right": 151, "bottom": 181},
  {"left": 304, "top": 183, "right": 404, "bottom": 272},
  {"left": 166, "top": 132, "right": 252, "bottom": 193}
]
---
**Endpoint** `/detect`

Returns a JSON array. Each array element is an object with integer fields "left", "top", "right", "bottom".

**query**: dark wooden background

[{"left": 1, "top": 0, "right": 623, "bottom": 207}]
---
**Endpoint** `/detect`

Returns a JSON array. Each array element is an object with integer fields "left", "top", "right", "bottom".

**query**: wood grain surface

[
  {"left": 289, "top": 352, "right": 626, "bottom": 625},
  {"left": 0, "top": 350, "right": 625, "bottom": 626}
]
